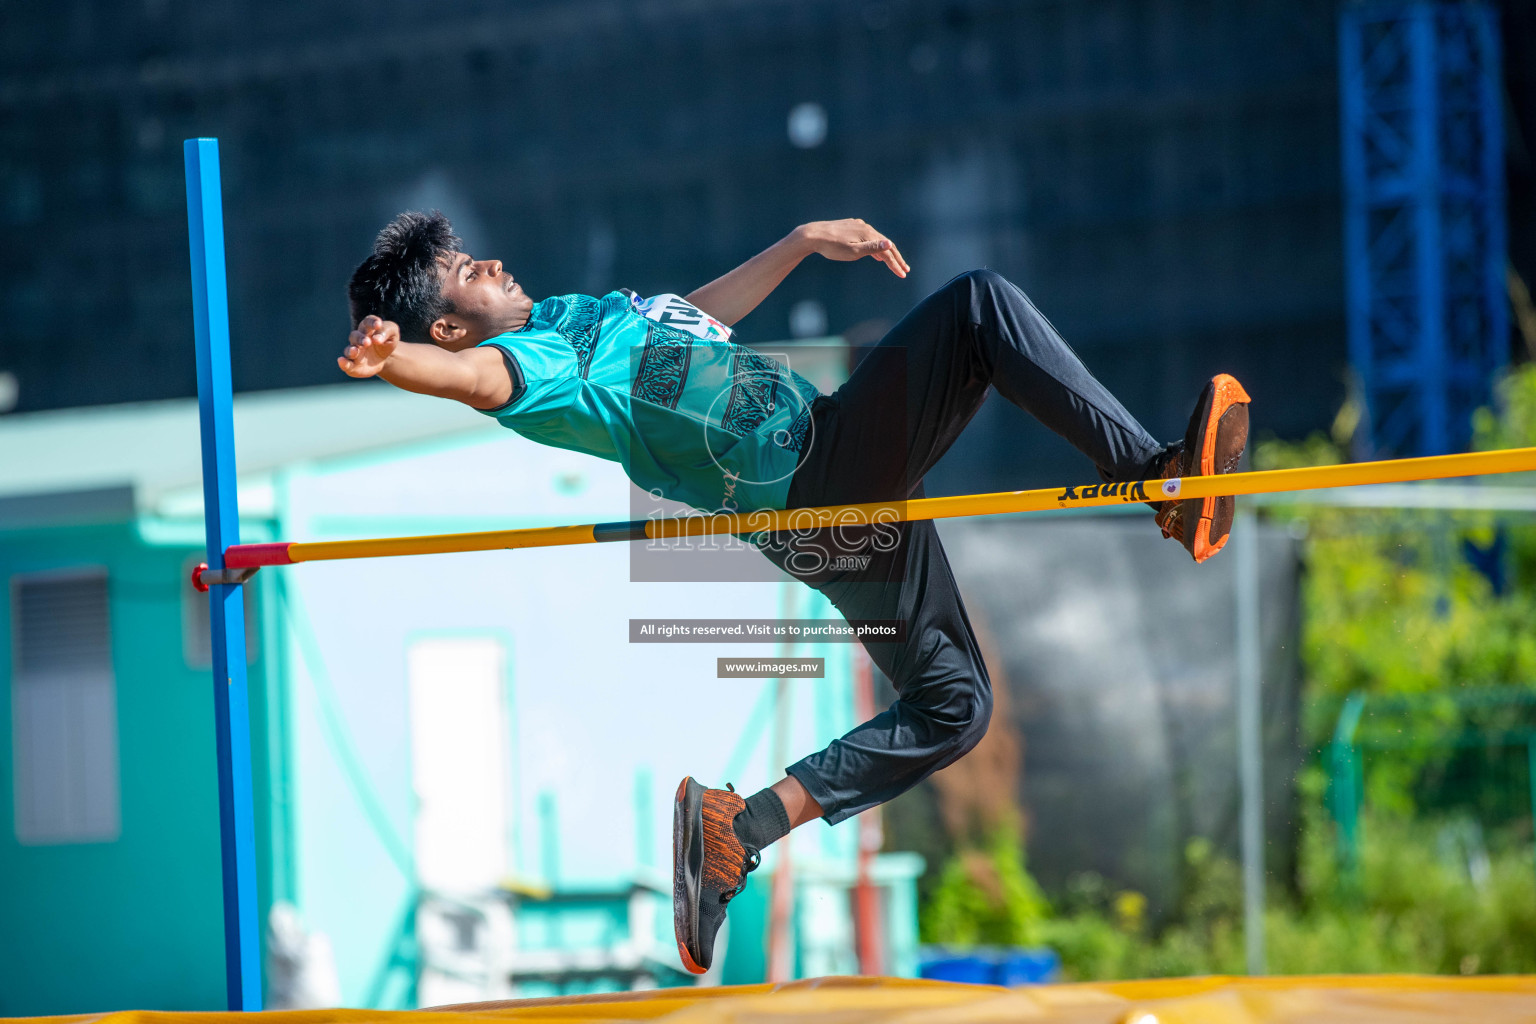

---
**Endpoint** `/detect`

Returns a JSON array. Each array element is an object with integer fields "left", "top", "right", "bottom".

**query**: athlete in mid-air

[{"left": 342, "top": 211, "right": 1250, "bottom": 974}]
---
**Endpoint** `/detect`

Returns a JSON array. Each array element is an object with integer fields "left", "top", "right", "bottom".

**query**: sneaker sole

[
  {"left": 1183, "top": 373, "right": 1251, "bottom": 563},
  {"left": 672, "top": 776, "right": 707, "bottom": 974}
]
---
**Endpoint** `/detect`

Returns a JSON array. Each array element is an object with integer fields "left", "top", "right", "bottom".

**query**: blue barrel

[
  {"left": 918, "top": 947, "right": 1060, "bottom": 986},
  {"left": 917, "top": 955, "right": 997, "bottom": 985}
]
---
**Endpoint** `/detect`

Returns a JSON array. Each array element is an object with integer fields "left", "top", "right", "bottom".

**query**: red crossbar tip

[
  {"left": 224, "top": 542, "right": 296, "bottom": 568},
  {"left": 191, "top": 562, "right": 211, "bottom": 593}
]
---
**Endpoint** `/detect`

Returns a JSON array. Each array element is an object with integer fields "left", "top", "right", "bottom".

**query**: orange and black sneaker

[
  {"left": 1154, "top": 373, "right": 1251, "bottom": 563},
  {"left": 673, "top": 777, "right": 760, "bottom": 975}
]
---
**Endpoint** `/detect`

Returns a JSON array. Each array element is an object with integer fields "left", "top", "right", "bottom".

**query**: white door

[{"left": 407, "top": 636, "right": 510, "bottom": 893}]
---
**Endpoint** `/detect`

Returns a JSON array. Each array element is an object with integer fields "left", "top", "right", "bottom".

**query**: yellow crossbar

[{"left": 226, "top": 446, "right": 1536, "bottom": 568}]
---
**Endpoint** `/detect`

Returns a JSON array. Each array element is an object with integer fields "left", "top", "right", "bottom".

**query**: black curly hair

[{"left": 347, "top": 211, "right": 463, "bottom": 344}]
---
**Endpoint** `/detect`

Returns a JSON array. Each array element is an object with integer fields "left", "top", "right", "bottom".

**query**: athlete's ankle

[
  {"left": 732, "top": 788, "right": 791, "bottom": 851},
  {"left": 1134, "top": 442, "right": 1181, "bottom": 481}
]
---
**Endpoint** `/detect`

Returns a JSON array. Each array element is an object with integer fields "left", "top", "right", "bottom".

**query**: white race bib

[{"left": 629, "top": 292, "right": 734, "bottom": 343}]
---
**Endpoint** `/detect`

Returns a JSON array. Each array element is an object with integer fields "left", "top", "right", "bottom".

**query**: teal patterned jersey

[{"left": 476, "top": 291, "right": 822, "bottom": 514}]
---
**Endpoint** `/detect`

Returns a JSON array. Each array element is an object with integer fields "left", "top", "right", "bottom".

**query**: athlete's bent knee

[
  {"left": 964, "top": 268, "right": 1007, "bottom": 289},
  {"left": 957, "top": 686, "right": 994, "bottom": 756},
  {"left": 942, "top": 268, "right": 1015, "bottom": 317},
  {"left": 931, "top": 685, "right": 993, "bottom": 763},
  {"left": 948, "top": 267, "right": 1008, "bottom": 294}
]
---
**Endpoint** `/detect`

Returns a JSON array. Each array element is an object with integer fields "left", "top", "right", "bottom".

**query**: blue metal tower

[{"left": 1340, "top": 0, "right": 1507, "bottom": 457}]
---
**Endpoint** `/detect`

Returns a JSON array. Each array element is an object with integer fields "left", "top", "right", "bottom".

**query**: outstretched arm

[
  {"left": 684, "top": 219, "right": 910, "bottom": 327},
  {"left": 338, "top": 315, "right": 514, "bottom": 410}
]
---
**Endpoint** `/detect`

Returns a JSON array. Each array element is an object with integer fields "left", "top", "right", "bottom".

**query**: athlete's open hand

[
  {"left": 799, "top": 219, "right": 910, "bottom": 279},
  {"left": 339, "top": 315, "right": 400, "bottom": 378}
]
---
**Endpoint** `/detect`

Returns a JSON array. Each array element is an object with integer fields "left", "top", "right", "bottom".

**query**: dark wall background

[{"left": 1, "top": 0, "right": 1532, "bottom": 491}]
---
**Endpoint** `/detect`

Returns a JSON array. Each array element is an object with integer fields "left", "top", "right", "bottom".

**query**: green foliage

[
  {"left": 1285, "top": 809, "right": 1536, "bottom": 974},
  {"left": 920, "top": 820, "right": 1050, "bottom": 947},
  {"left": 1255, "top": 365, "right": 1536, "bottom": 795},
  {"left": 1036, "top": 800, "right": 1536, "bottom": 980},
  {"left": 1299, "top": 518, "right": 1536, "bottom": 738},
  {"left": 1474, "top": 360, "right": 1536, "bottom": 453},
  {"left": 918, "top": 750, "right": 1536, "bottom": 980},
  {"left": 1473, "top": 366, "right": 1536, "bottom": 605},
  {"left": 1253, "top": 426, "right": 1536, "bottom": 733},
  {"left": 1040, "top": 838, "right": 1247, "bottom": 979}
]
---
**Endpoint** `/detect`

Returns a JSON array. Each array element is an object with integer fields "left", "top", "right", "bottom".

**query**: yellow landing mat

[{"left": 18, "top": 975, "right": 1536, "bottom": 1024}]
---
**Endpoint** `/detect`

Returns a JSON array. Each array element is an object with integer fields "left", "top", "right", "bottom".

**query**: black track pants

[{"left": 765, "top": 269, "right": 1164, "bottom": 824}]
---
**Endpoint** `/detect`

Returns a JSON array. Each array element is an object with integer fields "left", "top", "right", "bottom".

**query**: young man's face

[{"left": 431, "top": 251, "right": 535, "bottom": 349}]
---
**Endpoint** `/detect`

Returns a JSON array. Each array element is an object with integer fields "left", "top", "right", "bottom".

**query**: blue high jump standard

[{"left": 185, "top": 137, "right": 263, "bottom": 1011}]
